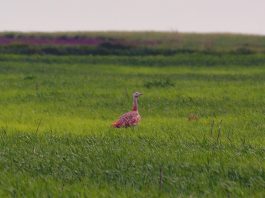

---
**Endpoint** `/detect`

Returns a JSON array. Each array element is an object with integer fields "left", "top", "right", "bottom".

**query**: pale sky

[{"left": 1, "top": 0, "right": 265, "bottom": 35}]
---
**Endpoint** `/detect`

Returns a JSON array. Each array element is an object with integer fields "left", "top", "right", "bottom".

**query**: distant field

[
  {"left": 1, "top": 32, "right": 265, "bottom": 55},
  {"left": 0, "top": 32, "right": 265, "bottom": 197}
]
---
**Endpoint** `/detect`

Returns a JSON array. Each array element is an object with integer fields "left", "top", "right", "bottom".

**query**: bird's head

[{"left": 133, "top": 92, "right": 143, "bottom": 98}]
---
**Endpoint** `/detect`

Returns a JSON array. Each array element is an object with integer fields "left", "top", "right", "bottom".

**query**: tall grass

[{"left": 0, "top": 54, "right": 264, "bottom": 197}]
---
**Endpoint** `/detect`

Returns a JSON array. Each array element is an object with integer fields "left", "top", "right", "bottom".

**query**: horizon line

[{"left": 0, "top": 30, "right": 265, "bottom": 37}]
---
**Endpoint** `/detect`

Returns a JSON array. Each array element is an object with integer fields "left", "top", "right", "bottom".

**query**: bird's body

[
  {"left": 112, "top": 111, "right": 141, "bottom": 128},
  {"left": 112, "top": 92, "right": 143, "bottom": 128}
]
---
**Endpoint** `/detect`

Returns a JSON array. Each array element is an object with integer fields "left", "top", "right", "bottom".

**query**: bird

[{"left": 112, "top": 92, "right": 143, "bottom": 128}]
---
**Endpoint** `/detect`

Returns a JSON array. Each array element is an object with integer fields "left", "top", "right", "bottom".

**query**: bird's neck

[{"left": 132, "top": 97, "right": 138, "bottom": 111}]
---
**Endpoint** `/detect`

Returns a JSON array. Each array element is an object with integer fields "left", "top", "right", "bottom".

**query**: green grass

[{"left": 0, "top": 54, "right": 265, "bottom": 197}]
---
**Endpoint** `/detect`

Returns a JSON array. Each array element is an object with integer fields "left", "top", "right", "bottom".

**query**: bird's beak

[{"left": 139, "top": 93, "right": 143, "bottom": 96}]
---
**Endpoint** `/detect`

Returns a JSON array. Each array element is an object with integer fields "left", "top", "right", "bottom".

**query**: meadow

[{"left": 0, "top": 32, "right": 265, "bottom": 197}]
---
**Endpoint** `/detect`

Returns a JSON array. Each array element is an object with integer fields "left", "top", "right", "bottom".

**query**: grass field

[{"left": 0, "top": 33, "right": 265, "bottom": 197}]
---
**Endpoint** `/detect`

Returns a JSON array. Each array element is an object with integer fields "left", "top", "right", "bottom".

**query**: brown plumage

[{"left": 112, "top": 92, "right": 143, "bottom": 128}]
